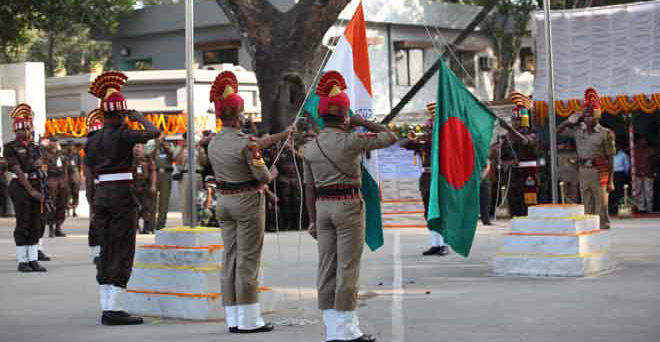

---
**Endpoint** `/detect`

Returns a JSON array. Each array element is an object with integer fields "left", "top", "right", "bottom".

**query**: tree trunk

[
  {"left": 215, "top": 0, "right": 350, "bottom": 134},
  {"left": 47, "top": 33, "right": 56, "bottom": 77}
]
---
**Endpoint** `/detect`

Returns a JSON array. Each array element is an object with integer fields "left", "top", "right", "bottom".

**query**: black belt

[
  {"left": 316, "top": 185, "right": 360, "bottom": 197},
  {"left": 181, "top": 170, "right": 202, "bottom": 174},
  {"left": 158, "top": 167, "right": 174, "bottom": 173},
  {"left": 219, "top": 179, "right": 260, "bottom": 191}
]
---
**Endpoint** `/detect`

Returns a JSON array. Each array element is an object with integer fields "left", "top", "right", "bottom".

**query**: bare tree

[{"left": 215, "top": 0, "right": 350, "bottom": 134}]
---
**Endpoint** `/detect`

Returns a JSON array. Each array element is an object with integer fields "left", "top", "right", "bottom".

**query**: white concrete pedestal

[
  {"left": 125, "top": 227, "right": 277, "bottom": 320},
  {"left": 493, "top": 205, "right": 613, "bottom": 277}
]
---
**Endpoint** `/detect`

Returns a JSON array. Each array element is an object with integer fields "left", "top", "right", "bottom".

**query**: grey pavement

[{"left": 1, "top": 215, "right": 659, "bottom": 342}]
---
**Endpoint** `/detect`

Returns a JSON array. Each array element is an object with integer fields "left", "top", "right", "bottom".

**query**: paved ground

[{"left": 1, "top": 215, "right": 659, "bottom": 342}]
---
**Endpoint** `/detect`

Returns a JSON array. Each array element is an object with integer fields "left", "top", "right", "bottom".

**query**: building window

[
  {"left": 202, "top": 48, "right": 239, "bottom": 66},
  {"left": 449, "top": 51, "right": 475, "bottom": 87},
  {"left": 519, "top": 47, "right": 534, "bottom": 72},
  {"left": 119, "top": 58, "right": 153, "bottom": 71},
  {"left": 395, "top": 48, "right": 424, "bottom": 86}
]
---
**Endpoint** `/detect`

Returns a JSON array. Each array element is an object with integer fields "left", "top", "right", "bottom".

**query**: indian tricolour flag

[{"left": 303, "top": 2, "right": 384, "bottom": 251}]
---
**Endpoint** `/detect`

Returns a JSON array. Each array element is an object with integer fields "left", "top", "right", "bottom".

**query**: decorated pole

[
  {"left": 543, "top": 0, "right": 559, "bottom": 203},
  {"left": 185, "top": 0, "right": 197, "bottom": 226}
]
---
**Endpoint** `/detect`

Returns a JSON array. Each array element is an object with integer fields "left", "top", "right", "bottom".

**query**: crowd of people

[{"left": 3, "top": 70, "right": 397, "bottom": 342}]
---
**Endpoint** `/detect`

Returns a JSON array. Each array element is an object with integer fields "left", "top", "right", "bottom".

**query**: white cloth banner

[{"left": 534, "top": 1, "right": 660, "bottom": 102}]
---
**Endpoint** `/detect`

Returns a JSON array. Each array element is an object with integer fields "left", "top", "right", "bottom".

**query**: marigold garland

[
  {"left": 534, "top": 93, "right": 660, "bottom": 122},
  {"left": 44, "top": 113, "right": 220, "bottom": 138}
]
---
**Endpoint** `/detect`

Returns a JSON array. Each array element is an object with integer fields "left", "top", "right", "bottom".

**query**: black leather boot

[
  {"left": 54, "top": 224, "right": 66, "bottom": 237},
  {"left": 48, "top": 225, "right": 55, "bottom": 238},
  {"left": 101, "top": 311, "right": 144, "bottom": 325},
  {"left": 237, "top": 323, "right": 275, "bottom": 333},
  {"left": 38, "top": 250, "right": 51, "bottom": 261},
  {"left": 29, "top": 260, "right": 47, "bottom": 272},
  {"left": 18, "top": 262, "right": 33, "bottom": 272}
]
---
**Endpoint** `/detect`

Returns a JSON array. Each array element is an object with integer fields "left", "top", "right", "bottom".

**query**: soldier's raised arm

[{"left": 348, "top": 115, "right": 397, "bottom": 153}]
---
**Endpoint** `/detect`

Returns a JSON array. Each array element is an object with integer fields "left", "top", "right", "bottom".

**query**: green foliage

[
  {"left": 0, "top": 1, "right": 39, "bottom": 62},
  {"left": 0, "top": 0, "right": 135, "bottom": 75}
]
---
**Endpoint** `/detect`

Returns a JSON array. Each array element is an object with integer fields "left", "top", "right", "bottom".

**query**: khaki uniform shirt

[
  {"left": 208, "top": 127, "right": 270, "bottom": 184},
  {"left": 302, "top": 128, "right": 395, "bottom": 187},
  {"left": 561, "top": 123, "right": 615, "bottom": 160}
]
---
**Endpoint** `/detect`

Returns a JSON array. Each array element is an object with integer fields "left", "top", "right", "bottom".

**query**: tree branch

[
  {"left": 215, "top": 0, "right": 279, "bottom": 56},
  {"left": 289, "top": 0, "right": 350, "bottom": 55}
]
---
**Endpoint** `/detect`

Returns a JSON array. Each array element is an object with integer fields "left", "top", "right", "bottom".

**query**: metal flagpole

[
  {"left": 185, "top": 0, "right": 197, "bottom": 225},
  {"left": 543, "top": 0, "right": 559, "bottom": 204}
]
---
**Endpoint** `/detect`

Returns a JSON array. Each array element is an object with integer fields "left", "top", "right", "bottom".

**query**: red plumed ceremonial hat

[
  {"left": 10, "top": 103, "right": 33, "bottom": 132},
  {"left": 210, "top": 71, "right": 244, "bottom": 118},
  {"left": 88, "top": 71, "right": 129, "bottom": 113},
  {"left": 316, "top": 71, "right": 350, "bottom": 117},
  {"left": 583, "top": 87, "right": 602, "bottom": 117},
  {"left": 86, "top": 108, "right": 105, "bottom": 134}
]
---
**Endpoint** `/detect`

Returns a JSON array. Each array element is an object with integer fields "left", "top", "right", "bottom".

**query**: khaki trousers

[
  {"left": 579, "top": 167, "right": 610, "bottom": 229},
  {"left": 316, "top": 198, "right": 364, "bottom": 311},
  {"left": 216, "top": 190, "right": 265, "bottom": 306},
  {"left": 155, "top": 172, "right": 172, "bottom": 228},
  {"left": 179, "top": 175, "right": 202, "bottom": 226}
]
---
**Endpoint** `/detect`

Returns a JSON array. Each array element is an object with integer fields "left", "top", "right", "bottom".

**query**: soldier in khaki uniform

[
  {"left": 559, "top": 88, "right": 616, "bottom": 229},
  {"left": 132, "top": 144, "right": 157, "bottom": 234},
  {"left": 42, "top": 137, "right": 69, "bottom": 237},
  {"left": 145, "top": 134, "right": 175, "bottom": 230},
  {"left": 207, "top": 71, "right": 292, "bottom": 333},
  {"left": 303, "top": 71, "right": 397, "bottom": 342},
  {"left": 66, "top": 143, "right": 82, "bottom": 217},
  {"left": 558, "top": 140, "right": 580, "bottom": 203}
]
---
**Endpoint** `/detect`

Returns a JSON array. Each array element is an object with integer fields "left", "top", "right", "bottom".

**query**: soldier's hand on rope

[
  {"left": 307, "top": 223, "right": 317, "bottom": 240},
  {"left": 568, "top": 113, "right": 581, "bottom": 125}
]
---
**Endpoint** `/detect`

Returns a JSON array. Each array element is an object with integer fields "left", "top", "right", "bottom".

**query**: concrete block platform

[
  {"left": 125, "top": 227, "right": 277, "bottom": 320},
  {"left": 493, "top": 252, "right": 611, "bottom": 277},
  {"left": 527, "top": 204, "right": 585, "bottom": 218},
  {"left": 124, "top": 287, "right": 278, "bottom": 321},
  {"left": 511, "top": 215, "right": 599, "bottom": 234},
  {"left": 493, "top": 204, "right": 613, "bottom": 277},
  {"left": 155, "top": 227, "right": 222, "bottom": 247},
  {"left": 134, "top": 245, "right": 223, "bottom": 266}
]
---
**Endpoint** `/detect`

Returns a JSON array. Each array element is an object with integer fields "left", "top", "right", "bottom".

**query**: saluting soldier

[
  {"left": 84, "top": 108, "right": 104, "bottom": 264},
  {"left": 42, "top": 137, "right": 69, "bottom": 237},
  {"left": 4, "top": 104, "right": 47, "bottom": 272},
  {"left": 66, "top": 143, "right": 83, "bottom": 217},
  {"left": 400, "top": 102, "right": 449, "bottom": 256},
  {"left": 207, "top": 71, "right": 292, "bottom": 333},
  {"left": 501, "top": 92, "right": 538, "bottom": 217},
  {"left": 303, "top": 71, "right": 397, "bottom": 342},
  {"left": 558, "top": 87, "right": 616, "bottom": 229},
  {"left": 86, "top": 71, "right": 161, "bottom": 325},
  {"left": 132, "top": 143, "right": 157, "bottom": 234}
]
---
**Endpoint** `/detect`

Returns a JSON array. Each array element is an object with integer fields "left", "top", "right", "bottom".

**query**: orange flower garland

[
  {"left": 45, "top": 112, "right": 220, "bottom": 138},
  {"left": 534, "top": 93, "right": 660, "bottom": 122}
]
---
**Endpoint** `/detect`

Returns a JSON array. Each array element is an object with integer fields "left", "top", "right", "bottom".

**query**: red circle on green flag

[{"left": 439, "top": 117, "right": 475, "bottom": 189}]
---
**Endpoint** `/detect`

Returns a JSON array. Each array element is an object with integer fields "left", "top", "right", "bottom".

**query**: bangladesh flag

[{"left": 427, "top": 59, "right": 496, "bottom": 257}]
